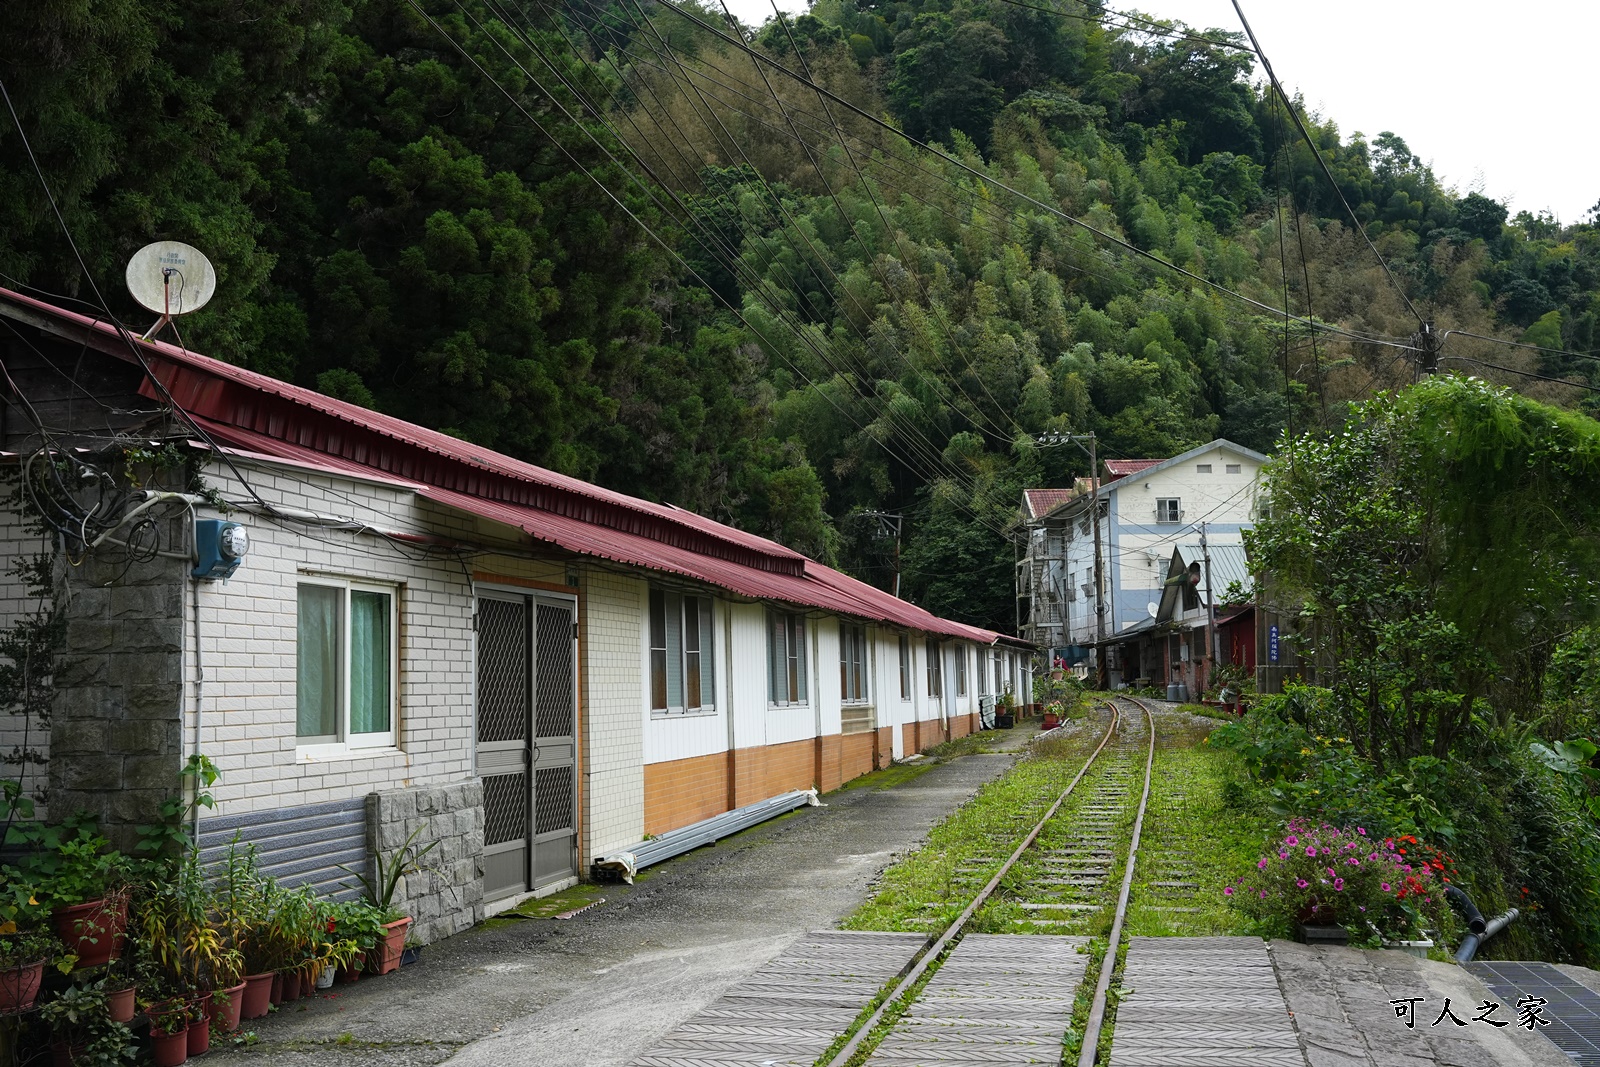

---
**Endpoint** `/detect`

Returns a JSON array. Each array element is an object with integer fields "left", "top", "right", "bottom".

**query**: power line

[
  {"left": 1437, "top": 355, "right": 1600, "bottom": 394},
  {"left": 1228, "top": 0, "right": 1424, "bottom": 329},
  {"left": 635, "top": 0, "right": 1422, "bottom": 356},
  {"left": 1443, "top": 328, "right": 1600, "bottom": 364},
  {"left": 415, "top": 1, "right": 1015, "bottom": 539}
]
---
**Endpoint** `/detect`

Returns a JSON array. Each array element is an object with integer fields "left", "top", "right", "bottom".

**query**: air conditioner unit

[{"left": 1081, "top": 583, "right": 1095, "bottom": 599}]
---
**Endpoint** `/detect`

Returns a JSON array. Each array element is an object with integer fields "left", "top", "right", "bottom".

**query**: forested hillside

[{"left": 3, "top": 0, "right": 1597, "bottom": 631}]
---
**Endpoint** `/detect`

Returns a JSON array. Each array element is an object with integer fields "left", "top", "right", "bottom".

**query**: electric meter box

[{"left": 193, "top": 519, "right": 248, "bottom": 580}]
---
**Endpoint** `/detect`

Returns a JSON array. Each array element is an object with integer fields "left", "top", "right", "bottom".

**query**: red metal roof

[
  {"left": 1102, "top": 459, "right": 1160, "bottom": 483},
  {"left": 1023, "top": 489, "right": 1076, "bottom": 519},
  {"left": 1, "top": 287, "right": 1019, "bottom": 646}
]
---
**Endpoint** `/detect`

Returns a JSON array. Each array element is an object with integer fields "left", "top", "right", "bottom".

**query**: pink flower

[
  {"left": 1260, "top": 891, "right": 1267, "bottom": 899},
  {"left": 1224, "top": 886, "right": 1234, "bottom": 896},
  {"left": 1258, "top": 858, "right": 1269, "bottom": 870},
  {"left": 1296, "top": 879, "right": 1308, "bottom": 888},
  {"left": 1347, "top": 857, "right": 1359, "bottom": 866},
  {"left": 1322, "top": 848, "right": 1332, "bottom": 855},
  {"left": 1333, "top": 878, "right": 1345, "bottom": 891},
  {"left": 1381, "top": 883, "right": 1391, "bottom": 892},
  {"left": 1279, "top": 852, "right": 1289, "bottom": 860},
  {"left": 1306, "top": 846, "right": 1317, "bottom": 856},
  {"left": 1326, "top": 868, "right": 1336, "bottom": 877},
  {"left": 1285, "top": 835, "right": 1299, "bottom": 846},
  {"left": 1357, "top": 827, "right": 1366, "bottom": 835}
]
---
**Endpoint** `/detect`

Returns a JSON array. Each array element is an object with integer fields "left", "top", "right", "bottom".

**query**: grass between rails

[
  {"left": 840, "top": 722, "right": 1105, "bottom": 933},
  {"left": 1124, "top": 743, "right": 1273, "bottom": 937}
]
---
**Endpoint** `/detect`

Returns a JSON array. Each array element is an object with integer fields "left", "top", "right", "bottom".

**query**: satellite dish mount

[{"left": 126, "top": 241, "right": 216, "bottom": 340}]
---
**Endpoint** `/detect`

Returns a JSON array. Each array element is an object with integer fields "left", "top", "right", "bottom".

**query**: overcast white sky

[{"left": 718, "top": 0, "right": 1599, "bottom": 222}]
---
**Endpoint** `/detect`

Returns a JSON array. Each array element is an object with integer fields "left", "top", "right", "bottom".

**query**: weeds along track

[{"left": 823, "top": 697, "right": 1158, "bottom": 1067}]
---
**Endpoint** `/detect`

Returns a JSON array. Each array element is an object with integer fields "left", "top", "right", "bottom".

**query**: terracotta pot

[
  {"left": 239, "top": 972, "right": 274, "bottom": 1020},
  {"left": 301, "top": 963, "right": 319, "bottom": 998},
  {"left": 1041, "top": 714, "right": 1060, "bottom": 729},
  {"left": 150, "top": 1026, "right": 189, "bottom": 1067},
  {"left": 187, "top": 1015, "right": 210, "bottom": 1057},
  {"left": 106, "top": 983, "right": 136, "bottom": 1023},
  {"left": 269, "top": 970, "right": 283, "bottom": 1006},
  {"left": 0, "top": 960, "right": 44, "bottom": 1012},
  {"left": 336, "top": 963, "right": 360, "bottom": 984},
  {"left": 209, "top": 982, "right": 245, "bottom": 1032},
  {"left": 52, "top": 896, "right": 128, "bottom": 968},
  {"left": 282, "top": 968, "right": 302, "bottom": 1002},
  {"left": 373, "top": 917, "right": 412, "bottom": 976}
]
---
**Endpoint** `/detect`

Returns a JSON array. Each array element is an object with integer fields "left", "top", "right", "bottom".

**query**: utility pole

[
  {"left": 1033, "top": 431, "right": 1105, "bottom": 689},
  {"left": 1414, "top": 320, "right": 1440, "bottom": 375},
  {"left": 860, "top": 511, "right": 904, "bottom": 597},
  {"left": 1201, "top": 521, "right": 1218, "bottom": 694}
]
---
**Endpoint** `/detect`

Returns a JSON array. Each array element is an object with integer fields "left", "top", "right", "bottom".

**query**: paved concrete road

[{"left": 212, "top": 737, "right": 1032, "bottom": 1067}]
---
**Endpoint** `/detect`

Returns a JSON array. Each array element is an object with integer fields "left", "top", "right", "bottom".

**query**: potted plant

[
  {"left": 994, "top": 688, "right": 1016, "bottom": 729},
  {"left": 147, "top": 997, "right": 190, "bottom": 1067},
  {"left": 39, "top": 983, "right": 136, "bottom": 1067},
  {"left": 341, "top": 823, "right": 438, "bottom": 975},
  {"left": 213, "top": 839, "right": 272, "bottom": 1024},
  {"left": 0, "top": 929, "right": 65, "bottom": 1012},
  {"left": 19, "top": 818, "right": 133, "bottom": 969}
]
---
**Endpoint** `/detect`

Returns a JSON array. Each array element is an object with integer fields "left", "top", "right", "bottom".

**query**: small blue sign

[{"left": 1268, "top": 624, "right": 1280, "bottom": 663}]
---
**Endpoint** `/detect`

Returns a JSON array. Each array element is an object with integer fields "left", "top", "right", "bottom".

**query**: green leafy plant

[
  {"left": 38, "top": 983, "right": 137, "bottom": 1066},
  {"left": 341, "top": 823, "right": 438, "bottom": 921},
  {"left": 134, "top": 754, "right": 220, "bottom": 860}
]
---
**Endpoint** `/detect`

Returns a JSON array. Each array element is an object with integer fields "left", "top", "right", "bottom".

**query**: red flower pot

[
  {"left": 240, "top": 972, "right": 274, "bottom": 1020},
  {"left": 52, "top": 896, "right": 128, "bottom": 967},
  {"left": 151, "top": 1027, "right": 189, "bottom": 1067},
  {"left": 187, "top": 1015, "right": 210, "bottom": 1057},
  {"left": 106, "top": 984, "right": 136, "bottom": 1023},
  {"left": 269, "top": 970, "right": 283, "bottom": 1006},
  {"left": 209, "top": 982, "right": 245, "bottom": 1032},
  {"left": 373, "top": 917, "right": 412, "bottom": 976},
  {"left": 0, "top": 961, "right": 44, "bottom": 1012},
  {"left": 336, "top": 964, "right": 361, "bottom": 984},
  {"left": 282, "top": 969, "right": 302, "bottom": 1002}
]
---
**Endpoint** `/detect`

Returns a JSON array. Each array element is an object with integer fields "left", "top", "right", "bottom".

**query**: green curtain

[
  {"left": 297, "top": 584, "right": 340, "bottom": 738},
  {"left": 350, "top": 590, "right": 391, "bottom": 735}
]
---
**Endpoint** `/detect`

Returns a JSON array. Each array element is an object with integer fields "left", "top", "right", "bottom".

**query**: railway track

[
  {"left": 822, "top": 695, "right": 1157, "bottom": 1067},
  {"left": 630, "top": 696, "right": 1298, "bottom": 1067}
]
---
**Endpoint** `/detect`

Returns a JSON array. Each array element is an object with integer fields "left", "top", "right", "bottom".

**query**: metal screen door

[{"left": 476, "top": 591, "right": 578, "bottom": 902}]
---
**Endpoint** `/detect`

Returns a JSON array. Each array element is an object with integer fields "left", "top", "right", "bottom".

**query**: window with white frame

[
  {"left": 1196, "top": 463, "right": 1212, "bottom": 473},
  {"left": 767, "top": 609, "right": 809, "bottom": 705},
  {"left": 978, "top": 646, "right": 989, "bottom": 695},
  {"left": 898, "top": 633, "right": 911, "bottom": 699},
  {"left": 956, "top": 646, "right": 967, "bottom": 696},
  {"left": 1156, "top": 498, "right": 1182, "bottom": 523},
  {"left": 840, "top": 623, "right": 873, "bottom": 733},
  {"left": 297, "top": 579, "right": 397, "bottom": 748},
  {"left": 649, "top": 589, "right": 716, "bottom": 715},
  {"left": 925, "top": 638, "right": 943, "bottom": 697},
  {"left": 1226, "top": 463, "right": 1242, "bottom": 474},
  {"left": 840, "top": 623, "right": 869, "bottom": 704}
]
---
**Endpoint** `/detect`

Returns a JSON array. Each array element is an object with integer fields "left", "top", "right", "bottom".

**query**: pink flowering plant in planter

[{"left": 1223, "top": 818, "right": 1456, "bottom": 943}]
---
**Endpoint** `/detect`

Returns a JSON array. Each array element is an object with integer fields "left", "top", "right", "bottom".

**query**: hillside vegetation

[{"left": 3, "top": 0, "right": 1597, "bottom": 629}]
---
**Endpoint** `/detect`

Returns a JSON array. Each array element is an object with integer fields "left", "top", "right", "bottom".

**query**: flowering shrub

[{"left": 1224, "top": 819, "right": 1455, "bottom": 942}]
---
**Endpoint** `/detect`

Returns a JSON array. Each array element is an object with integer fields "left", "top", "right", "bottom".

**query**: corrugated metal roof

[
  {"left": 0, "top": 287, "right": 806, "bottom": 574},
  {"left": 1103, "top": 459, "right": 1160, "bottom": 482},
  {"left": 0, "top": 287, "right": 1021, "bottom": 647},
  {"left": 1176, "top": 543, "right": 1254, "bottom": 594}
]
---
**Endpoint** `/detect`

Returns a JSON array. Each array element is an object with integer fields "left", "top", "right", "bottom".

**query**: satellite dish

[
  {"left": 126, "top": 242, "right": 215, "bottom": 317},
  {"left": 1146, "top": 602, "right": 1159, "bottom": 618}
]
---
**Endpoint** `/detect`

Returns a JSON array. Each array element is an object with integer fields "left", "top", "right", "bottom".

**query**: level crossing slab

[
  {"left": 868, "top": 933, "right": 1089, "bottom": 1066},
  {"left": 629, "top": 930, "right": 925, "bottom": 1067},
  {"left": 1109, "top": 936, "right": 1306, "bottom": 1067}
]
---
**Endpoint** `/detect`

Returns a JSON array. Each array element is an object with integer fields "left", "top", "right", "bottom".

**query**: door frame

[{"left": 474, "top": 583, "right": 580, "bottom": 903}]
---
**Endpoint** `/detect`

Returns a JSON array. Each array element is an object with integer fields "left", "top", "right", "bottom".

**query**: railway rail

[
  {"left": 631, "top": 696, "right": 1298, "bottom": 1067},
  {"left": 821, "top": 695, "right": 1157, "bottom": 1067}
]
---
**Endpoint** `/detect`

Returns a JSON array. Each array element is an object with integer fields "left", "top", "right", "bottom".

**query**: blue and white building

[{"left": 1018, "top": 440, "right": 1267, "bottom": 690}]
